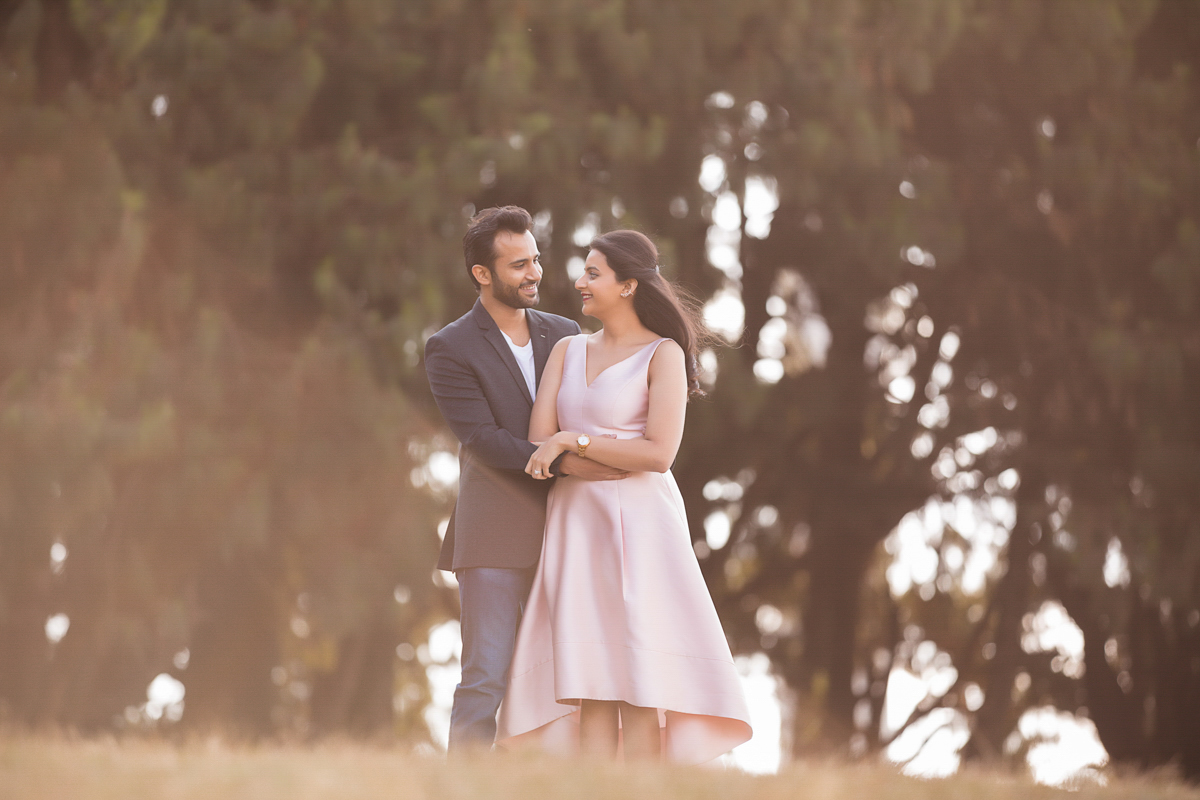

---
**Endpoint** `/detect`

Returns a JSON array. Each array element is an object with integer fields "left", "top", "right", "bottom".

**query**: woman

[{"left": 495, "top": 230, "right": 752, "bottom": 763}]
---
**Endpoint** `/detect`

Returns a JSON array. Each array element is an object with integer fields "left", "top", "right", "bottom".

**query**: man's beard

[{"left": 492, "top": 276, "right": 539, "bottom": 309}]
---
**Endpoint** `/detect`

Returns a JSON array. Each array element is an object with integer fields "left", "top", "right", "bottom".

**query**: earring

[{"left": 621, "top": 291, "right": 632, "bottom": 298}]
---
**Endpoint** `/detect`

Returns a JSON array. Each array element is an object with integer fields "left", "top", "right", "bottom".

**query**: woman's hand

[{"left": 525, "top": 431, "right": 575, "bottom": 480}]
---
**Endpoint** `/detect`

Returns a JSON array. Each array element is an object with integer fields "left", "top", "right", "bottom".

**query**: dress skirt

[{"left": 496, "top": 469, "right": 752, "bottom": 763}]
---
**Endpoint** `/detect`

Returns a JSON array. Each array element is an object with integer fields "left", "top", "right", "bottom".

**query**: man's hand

[{"left": 558, "top": 453, "right": 630, "bottom": 481}]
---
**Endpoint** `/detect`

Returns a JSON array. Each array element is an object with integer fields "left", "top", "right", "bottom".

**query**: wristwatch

[{"left": 576, "top": 433, "right": 591, "bottom": 458}]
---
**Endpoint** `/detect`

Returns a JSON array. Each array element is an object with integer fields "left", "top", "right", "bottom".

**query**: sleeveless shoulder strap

[{"left": 644, "top": 337, "right": 672, "bottom": 360}]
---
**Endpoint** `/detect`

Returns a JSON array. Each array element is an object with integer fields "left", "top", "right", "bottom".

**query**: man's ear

[{"left": 471, "top": 264, "right": 493, "bottom": 288}]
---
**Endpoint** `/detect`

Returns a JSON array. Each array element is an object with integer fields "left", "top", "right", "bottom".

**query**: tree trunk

[
  {"left": 310, "top": 608, "right": 396, "bottom": 738},
  {"left": 789, "top": 293, "right": 884, "bottom": 753},
  {"left": 793, "top": 525, "right": 874, "bottom": 754},
  {"left": 183, "top": 555, "right": 280, "bottom": 737},
  {"left": 964, "top": 464, "right": 1041, "bottom": 759},
  {"left": 34, "top": 0, "right": 91, "bottom": 103}
]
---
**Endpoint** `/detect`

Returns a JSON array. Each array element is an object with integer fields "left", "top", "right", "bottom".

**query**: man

[{"left": 423, "top": 205, "right": 628, "bottom": 751}]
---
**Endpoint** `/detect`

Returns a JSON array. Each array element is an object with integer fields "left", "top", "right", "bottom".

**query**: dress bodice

[{"left": 556, "top": 334, "right": 669, "bottom": 441}]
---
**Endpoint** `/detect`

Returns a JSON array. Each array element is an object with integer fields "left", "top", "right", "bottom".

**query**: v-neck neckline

[{"left": 582, "top": 336, "right": 663, "bottom": 388}]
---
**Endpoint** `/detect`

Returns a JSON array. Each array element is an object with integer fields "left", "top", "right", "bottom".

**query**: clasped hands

[{"left": 525, "top": 431, "right": 629, "bottom": 481}]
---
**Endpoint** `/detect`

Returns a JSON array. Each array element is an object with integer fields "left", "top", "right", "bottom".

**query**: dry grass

[{"left": 1, "top": 736, "right": 1197, "bottom": 800}]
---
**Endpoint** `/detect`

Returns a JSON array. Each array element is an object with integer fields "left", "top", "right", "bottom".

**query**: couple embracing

[{"left": 424, "top": 206, "right": 752, "bottom": 763}]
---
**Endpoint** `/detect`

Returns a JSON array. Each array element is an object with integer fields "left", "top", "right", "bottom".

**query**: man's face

[{"left": 478, "top": 229, "right": 542, "bottom": 309}]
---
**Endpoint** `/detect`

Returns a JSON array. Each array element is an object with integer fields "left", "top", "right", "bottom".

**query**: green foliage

[{"left": 0, "top": 0, "right": 1197, "bottom": 778}]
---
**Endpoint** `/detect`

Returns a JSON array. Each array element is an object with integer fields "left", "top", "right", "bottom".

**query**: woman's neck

[{"left": 594, "top": 307, "right": 652, "bottom": 346}]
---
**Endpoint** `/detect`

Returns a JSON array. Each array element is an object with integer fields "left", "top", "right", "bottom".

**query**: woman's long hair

[{"left": 589, "top": 230, "right": 710, "bottom": 398}]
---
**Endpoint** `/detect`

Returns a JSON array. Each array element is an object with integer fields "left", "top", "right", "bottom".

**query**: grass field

[{"left": 2, "top": 737, "right": 1197, "bottom": 800}]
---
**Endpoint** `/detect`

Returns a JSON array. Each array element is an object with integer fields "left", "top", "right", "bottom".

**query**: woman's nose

[{"left": 574, "top": 274, "right": 586, "bottom": 290}]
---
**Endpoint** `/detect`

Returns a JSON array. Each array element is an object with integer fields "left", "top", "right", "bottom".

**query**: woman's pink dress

[{"left": 496, "top": 335, "right": 752, "bottom": 763}]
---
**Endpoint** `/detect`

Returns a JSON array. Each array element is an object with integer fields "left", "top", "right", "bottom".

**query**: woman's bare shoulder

[
  {"left": 551, "top": 334, "right": 582, "bottom": 354},
  {"left": 651, "top": 337, "right": 684, "bottom": 359},
  {"left": 648, "top": 338, "right": 685, "bottom": 373}
]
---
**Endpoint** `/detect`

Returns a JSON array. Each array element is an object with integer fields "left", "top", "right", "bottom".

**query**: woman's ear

[{"left": 621, "top": 278, "right": 638, "bottom": 298}]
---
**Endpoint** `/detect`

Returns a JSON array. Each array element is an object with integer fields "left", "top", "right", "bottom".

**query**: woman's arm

[
  {"left": 528, "top": 337, "right": 570, "bottom": 443},
  {"left": 525, "top": 340, "right": 687, "bottom": 476}
]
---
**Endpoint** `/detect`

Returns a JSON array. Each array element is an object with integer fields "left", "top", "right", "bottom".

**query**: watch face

[{"left": 578, "top": 434, "right": 590, "bottom": 447}]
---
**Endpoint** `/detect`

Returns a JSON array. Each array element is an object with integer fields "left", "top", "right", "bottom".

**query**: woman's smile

[{"left": 575, "top": 249, "right": 626, "bottom": 313}]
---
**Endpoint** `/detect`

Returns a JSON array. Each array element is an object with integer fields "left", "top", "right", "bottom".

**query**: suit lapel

[
  {"left": 473, "top": 299, "right": 534, "bottom": 406},
  {"left": 529, "top": 311, "right": 553, "bottom": 386}
]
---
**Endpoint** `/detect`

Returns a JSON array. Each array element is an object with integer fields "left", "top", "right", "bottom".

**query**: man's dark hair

[{"left": 463, "top": 206, "right": 534, "bottom": 291}]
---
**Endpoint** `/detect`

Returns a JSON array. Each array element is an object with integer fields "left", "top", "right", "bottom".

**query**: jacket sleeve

[{"left": 424, "top": 333, "right": 538, "bottom": 472}]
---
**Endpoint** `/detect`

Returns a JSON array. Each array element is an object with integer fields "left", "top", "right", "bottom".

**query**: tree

[
  {"left": 0, "top": 0, "right": 449, "bottom": 738},
  {"left": 906, "top": 0, "right": 1200, "bottom": 773},
  {"left": 2, "top": 1, "right": 1196, "bottom": 777}
]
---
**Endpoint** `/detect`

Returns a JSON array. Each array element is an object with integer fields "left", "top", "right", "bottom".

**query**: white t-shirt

[{"left": 500, "top": 329, "right": 537, "bottom": 400}]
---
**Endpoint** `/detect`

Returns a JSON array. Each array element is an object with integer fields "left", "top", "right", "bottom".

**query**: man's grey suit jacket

[{"left": 424, "top": 299, "right": 581, "bottom": 571}]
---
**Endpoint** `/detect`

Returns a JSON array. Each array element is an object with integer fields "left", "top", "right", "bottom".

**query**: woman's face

[{"left": 575, "top": 249, "right": 634, "bottom": 318}]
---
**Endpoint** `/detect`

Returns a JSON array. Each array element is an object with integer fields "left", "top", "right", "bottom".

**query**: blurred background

[{"left": 1, "top": 0, "right": 1198, "bottom": 785}]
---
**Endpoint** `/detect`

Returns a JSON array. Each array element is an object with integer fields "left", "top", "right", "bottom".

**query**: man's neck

[{"left": 480, "top": 291, "right": 530, "bottom": 345}]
